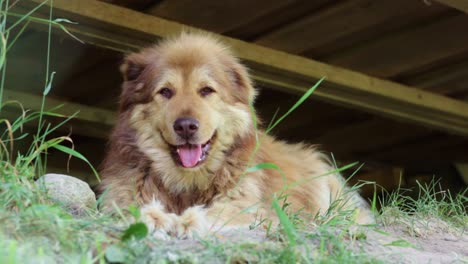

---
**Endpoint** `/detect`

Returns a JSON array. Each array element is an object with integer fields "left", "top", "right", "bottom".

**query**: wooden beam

[
  {"left": 254, "top": 0, "right": 446, "bottom": 54},
  {"left": 99, "top": 0, "right": 158, "bottom": 11},
  {"left": 18, "top": 0, "right": 468, "bottom": 136},
  {"left": 250, "top": 68, "right": 468, "bottom": 137},
  {"left": 401, "top": 60, "right": 468, "bottom": 96},
  {"left": 2, "top": 89, "right": 117, "bottom": 128},
  {"left": 226, "top": 0, "right": 330, "bottom": 40},
  {"left": 435, "top": 0, "right": 468, "bottom": 13},
  {"left": 147, "top": 0, "right": 293, "bottom": 34},
  {"left": 324, "top": 14, "right": 468, "bottom": 78}
]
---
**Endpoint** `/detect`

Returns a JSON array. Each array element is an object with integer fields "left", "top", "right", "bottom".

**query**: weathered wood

[
  {"left": 0, "top": 107, "right": 111, "bottom": 139},
  {"left": 303, "top": 6, "right": 452, "bottom": 58},
  {"left": 99, "top": 0, "right": 158, "bottom": 10},
  {"left": 435, "top": 0, "right": 468, "bottom": 13},
  {"left": 147, "top": 0, "right": 293, "bottom": 34},
  {"left": 2, "top": 89, "right": 117, "bottom": 128},
  {"left": 401, "top": 59, "right": 468, "bottom": 96},
  {"left": 225, "top": 0, "right": 331, "bottom": 40},
  {"left": 18, "top": 0, "right": 468, "bottom": 137},
  {"left": 255, "top": 0, "right": 447, "bottom": 55},
  {"left": 251, "top": 68, "right": 468, "bottom": 136},
  {"left": 324, "top": 14, "right": 468, "bottom": 78}
]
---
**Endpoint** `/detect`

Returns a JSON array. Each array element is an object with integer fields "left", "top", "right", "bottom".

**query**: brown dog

[{"left": 99, "top": 33, "right": 373, "bottom": 238}]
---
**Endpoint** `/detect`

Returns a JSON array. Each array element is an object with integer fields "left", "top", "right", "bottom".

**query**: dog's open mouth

[{"left": 169, "top": 133, "right": 216, "bottom": 168}]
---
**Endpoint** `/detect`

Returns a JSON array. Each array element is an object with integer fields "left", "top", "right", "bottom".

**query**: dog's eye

[
  {"left": 199, "top": 87, "right": 215, "bottom": 97},
  {"left": 158, "top": 87, "right": 173, "bottom": 99}
]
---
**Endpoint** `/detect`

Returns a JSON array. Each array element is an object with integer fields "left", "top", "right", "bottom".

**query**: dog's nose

[{"left": 173, "top": 117, "right": 199, "bottom": 139}]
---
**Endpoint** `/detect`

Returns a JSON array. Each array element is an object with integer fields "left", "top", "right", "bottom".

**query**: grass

[
  {"left": 379, "top": 179, "right": 467, "bottom": 236},
  {"left": 0, "top": 1, "right": 467, "bottom": 264}
]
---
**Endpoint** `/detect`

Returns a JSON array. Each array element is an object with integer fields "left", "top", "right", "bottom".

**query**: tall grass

[
  {"left": 379, "top": 178, "right": 467, "bottom": 231},
  {"left": 0, "top": 2, "right": 111, "bottom": 263}
]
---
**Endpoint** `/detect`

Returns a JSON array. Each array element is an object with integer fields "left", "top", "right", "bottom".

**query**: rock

[{"left": 37, "top": 173, "right": 97, "bottom": 216}]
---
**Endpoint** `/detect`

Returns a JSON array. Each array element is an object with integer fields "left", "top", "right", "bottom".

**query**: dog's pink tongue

[{"left": 178, "top": 144, "right": 202, "bottom": 168}]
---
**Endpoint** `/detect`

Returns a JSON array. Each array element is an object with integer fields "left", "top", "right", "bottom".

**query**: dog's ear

[
  {"left": 119, "top": 51, "right": 155, "bottom": 111},
  {"left": 120, "top": 53, "right": 149, "bottom": 82},
  {"left": 228, "top": 60, "right": 257, "bottom": 104}
]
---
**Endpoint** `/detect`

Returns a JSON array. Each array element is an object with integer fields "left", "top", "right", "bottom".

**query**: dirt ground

[
  {"left": 358, "top": 223, "right": 468, "bottom": 263},
  {"left": 156, "top": 219, "right": 468, "bottom": 263}
]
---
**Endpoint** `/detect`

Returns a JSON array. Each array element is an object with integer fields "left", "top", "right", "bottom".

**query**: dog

[{"left": 98, "top": 33, "right": 373, "bottom": 238}]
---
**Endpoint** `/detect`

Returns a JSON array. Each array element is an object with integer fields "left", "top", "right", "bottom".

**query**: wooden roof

[{"left": 5, "top": 0, "right": 468, "bottom": 187}]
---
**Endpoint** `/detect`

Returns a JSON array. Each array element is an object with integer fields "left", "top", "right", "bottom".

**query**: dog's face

[{"left": 119, "top": 35, "right": 256, "bottom": 177}]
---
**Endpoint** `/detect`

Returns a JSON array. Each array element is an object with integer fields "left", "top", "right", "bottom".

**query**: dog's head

[{"left": 119, "top": 34, "right": 256, "bottom": 180}]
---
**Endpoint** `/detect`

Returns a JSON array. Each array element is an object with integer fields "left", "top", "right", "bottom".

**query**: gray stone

[{"left": 37, "top": 173, "right": 97, "bottom": 216}]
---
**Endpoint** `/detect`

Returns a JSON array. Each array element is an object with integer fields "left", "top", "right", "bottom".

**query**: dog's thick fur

[{"left": 99, "top": 33, "right": 373, "bottom": 238}]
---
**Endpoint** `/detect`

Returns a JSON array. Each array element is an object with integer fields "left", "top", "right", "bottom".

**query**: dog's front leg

[
  {"left": 172, "top": 205, "right": 210, "bottom": 239},
  {"left": 175, "top": 195, "right": 264, "bottom": 238},
  {"left": 172, "top": 202, "right": 257, "bottom": 239},
  {"left": 140, "top": 200, "right": 178, "bottom": 240}
]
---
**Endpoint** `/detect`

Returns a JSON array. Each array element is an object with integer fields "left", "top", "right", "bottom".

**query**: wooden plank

[
  {"left": 303, "top": 5, "right": 452, "bottom": 58},
  {"left": 99, "top": 0, "right": 159, "bottom": 10},
  {"left": 400, "top": 59, "right": 468, "bottom": 96},
  {"left": 324, "top": 14, "right": 468, "bottom": 78},
  {"left": 250, "top": 67, "right": 468, "bottom": 137},
  {"left": 435, "top": 0, "right": 468, "bottom": 13},
  {"left": 0, "top": 107, "right": 112, "bottom": 139},
  {"left": 254, "top": 0, "right": 447, "bottom": 54},
  {"left": 226, "top": 0, "right": 332, "bottom": 40},
  {"left": 2, "top": 89, "right": 117, "bottom": 127},
  {"left": 147, "top": 0, "right": 294, "bottom": 34},
  {"left": 3, "top": 25, "right": 122, "bottom": 108},
  {"left": 18, "top": 0, "right": 468, "bottom": 137}
]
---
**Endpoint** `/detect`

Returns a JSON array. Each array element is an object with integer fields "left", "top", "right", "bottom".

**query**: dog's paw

[
  {"left": 140, "top": 200, "right": 177, "bottom": 238},
  {"left": 152, "top": 229, "right": 172, "bottom": 241},
  {"left": 175, "top": 206, "right": 210, "bottom": 239}
]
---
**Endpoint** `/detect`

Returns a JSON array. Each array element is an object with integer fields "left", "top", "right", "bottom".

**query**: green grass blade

[
  {"left": 0, "top": 32, "right": 6, "bottom": 70},
  {"left": 284, "top": 161, "right": 358, "bottom": 190},
  {"left": 43, "top": 71, "right": 55, "bottom": 95},
  {"left": 40, "top": 112, "right": 78, "bottom": 138},
  {"left": 51, "top": 144, "right": 100, "bottom": 182},
  {"left": 266, "top": 77, "right": 324, "bottom": 134},
  {"left": 246, "top": 163, "right": 280, "bottom": 173},
  {"left": 384, "top": 239, "right": 415, "bottom": 248},
  {"left": 6, "top": 20, "right": 30, "bottom": 52},
  {"left": 266, "top": 107, "right": 280, "bottom": 130},
  {"left": 5, "top": 0, "right": 48, "bottom": 32},
  {"left": 272, "top": 195, "right": 297, "bottom": 247},
  {"left": 4, "top": 12, "right": 83, "bottom": 43}
]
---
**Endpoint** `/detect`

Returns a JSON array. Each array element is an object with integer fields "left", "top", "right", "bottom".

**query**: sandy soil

[
  {"left": 158, "top": 219, "right": 468, "bottom": 263},
  {"left": 358, "top": 223, "right": 468, "bottom": 263}
]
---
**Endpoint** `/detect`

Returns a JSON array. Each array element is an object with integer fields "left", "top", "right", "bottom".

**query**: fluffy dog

[{"left": 99, "top": 33, "right": 373, "bottom": 238}]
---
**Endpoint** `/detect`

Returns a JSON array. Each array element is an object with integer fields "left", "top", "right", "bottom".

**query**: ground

[{"left": 108, "top": 212, "right": 468, "bottom": 263}]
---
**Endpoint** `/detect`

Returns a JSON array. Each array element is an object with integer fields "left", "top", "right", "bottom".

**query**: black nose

[{"left": 173, "top": 117, "right": 199, "bottom": 139}]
